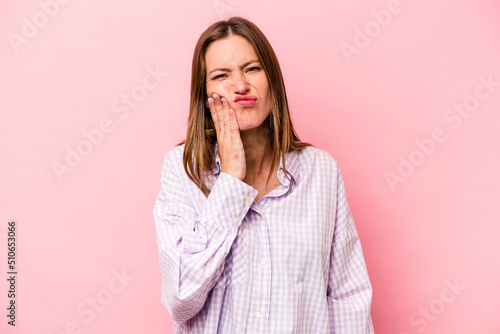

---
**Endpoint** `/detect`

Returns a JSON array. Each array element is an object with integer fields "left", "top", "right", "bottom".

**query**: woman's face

[{"left": 205, "top": 35, "right": 271, "bottom": 132}]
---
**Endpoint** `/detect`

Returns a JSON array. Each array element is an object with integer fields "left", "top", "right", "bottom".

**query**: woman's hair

[{"left": 180, "top": 16, "right": 311, "bottom": 196}]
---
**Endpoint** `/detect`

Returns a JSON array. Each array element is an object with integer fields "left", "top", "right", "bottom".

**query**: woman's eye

[
  {"left": 211, "top": 67, "right": 260, "bottom": 80},
  {"left": 212, "top": 74, "right": 226, "bottom": 80}
]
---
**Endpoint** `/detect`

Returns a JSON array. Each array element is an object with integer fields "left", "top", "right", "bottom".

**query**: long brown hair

[{"left": 180, "top": 17, "right": 311, "bottom": 196}]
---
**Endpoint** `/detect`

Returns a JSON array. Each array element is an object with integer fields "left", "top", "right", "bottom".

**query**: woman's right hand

[{"left": 207, "top": 93, "right": 247, "bottom": 181}]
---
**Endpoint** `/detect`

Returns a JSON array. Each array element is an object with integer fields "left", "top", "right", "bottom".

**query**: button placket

[{"left": 250, "top": 209, "right": 271, "bottom": 332}]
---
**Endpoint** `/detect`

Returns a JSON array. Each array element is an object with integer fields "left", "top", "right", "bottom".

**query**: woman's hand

[{"left": 207, "top": 93, "right": 246, "bottom": 181}]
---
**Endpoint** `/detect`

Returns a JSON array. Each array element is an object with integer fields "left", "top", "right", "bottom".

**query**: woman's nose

[{"left": 232, "top": 74, "right": 249, "bottom": 93}]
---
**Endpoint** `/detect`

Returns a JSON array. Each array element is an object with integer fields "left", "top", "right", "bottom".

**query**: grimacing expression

[{"left": 205, "top": 35, "right": 272, "bottom": 132}]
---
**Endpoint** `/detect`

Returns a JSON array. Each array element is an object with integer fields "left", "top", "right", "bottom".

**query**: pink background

[{"left": 2, "top": 0, "right": 500, "bottom": 333}]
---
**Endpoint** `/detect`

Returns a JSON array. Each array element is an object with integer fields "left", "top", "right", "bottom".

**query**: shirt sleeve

[
  {"left": 153, "top": 151, "right": 258, "bottom": 323},
  {"left": 327, "top": 166, "right": 374, "bottom": 333}
]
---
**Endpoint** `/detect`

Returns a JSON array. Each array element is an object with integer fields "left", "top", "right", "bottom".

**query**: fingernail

[
  {"left": 207, "top": 98, "right": 213, "bottom": 105},
  {"left": 228, "top": 109, "right": 233, "bottom": 115},
  {"left": 212, "top": 94, "right": 219, "bottom": 100},
  {"left": 221, "top": 97, "right": 226, "bottom": 104}
]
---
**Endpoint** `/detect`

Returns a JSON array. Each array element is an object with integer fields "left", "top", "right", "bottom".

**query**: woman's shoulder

[
  {"left": 287, "top": 145, "right": 340, "bottom": 185},
  {"left": 295, "top": 145, "right": 339, "bottom": 170},
  {"left": 158, "top": 144, "right": 186, "bottom": 177},
  {"left": 163, "top": 143, "right": 185, "bottom": 162},
  {"left": 296, "top": 146, "right": 349, "bottom": 198},
  {"left": 161, "top": 143, "right": 340, "bottom": 178}
]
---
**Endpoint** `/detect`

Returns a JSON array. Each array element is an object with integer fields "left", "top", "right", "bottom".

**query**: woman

[{"left": 154, "top": 17, "right": 374, "bottom": 333}]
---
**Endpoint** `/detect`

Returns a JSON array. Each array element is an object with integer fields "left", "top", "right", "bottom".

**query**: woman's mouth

[{"left": 234, "top": 95, "right": 257, "bottom": 107}]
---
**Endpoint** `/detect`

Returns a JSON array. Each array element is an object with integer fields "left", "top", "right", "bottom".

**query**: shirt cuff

[{"left": 201, "top": 172, "right": 258, "bottom": 232}]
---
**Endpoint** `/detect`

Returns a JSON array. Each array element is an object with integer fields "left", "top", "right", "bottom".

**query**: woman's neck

[{"left": 240, "top": 121, "right": 273, "bottom": 177}]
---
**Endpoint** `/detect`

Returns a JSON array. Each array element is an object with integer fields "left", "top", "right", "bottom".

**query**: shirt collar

[{"left": 211, "top": 143, "right": 300, "bottom": 182}]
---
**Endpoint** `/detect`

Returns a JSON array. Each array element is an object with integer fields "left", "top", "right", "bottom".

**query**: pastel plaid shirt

[{"left": 154, "top": 143, "right": 374, "bottom": 333}]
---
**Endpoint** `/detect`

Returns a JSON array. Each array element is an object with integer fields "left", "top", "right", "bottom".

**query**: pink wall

[{"left": 2, "top": 0, "right": 499, "bottom": 333}]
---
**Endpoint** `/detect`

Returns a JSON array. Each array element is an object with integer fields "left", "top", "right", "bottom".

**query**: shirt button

[
  {"left": 279, "top": 171, "right": 285, "bottom": 178},
  {"left": 245, "top": 195, "right": 252, "bottom": 203},
  {"left": 233, "top": 216, "right": 239, "bottom": 223},
  {"left": 259, "top": 260, "right": 266, "bottom": 267},
  {"left": 256, "top": 311, "right": 263, "bottom": 318}
]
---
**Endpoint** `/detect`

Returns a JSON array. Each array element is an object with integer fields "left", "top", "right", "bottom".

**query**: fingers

[
  {"left": 206, "top": 93, "right": 245, "bottom": 180},
  {"left": 227, "top": 108, "right": 240, "bottom": 135},
  {"left": 207, "top": 93, "right": 232, "bottom": 139},
  {"left": 207, "top": 95, "right": 219, "bottom": 135},
  {"left": 220, "top": 97, "right": 232, "bottom": 131}
]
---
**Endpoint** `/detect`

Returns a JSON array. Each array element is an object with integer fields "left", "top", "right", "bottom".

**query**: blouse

[{"left": 153, "top": 143, "right": 374, "bottom": 333}]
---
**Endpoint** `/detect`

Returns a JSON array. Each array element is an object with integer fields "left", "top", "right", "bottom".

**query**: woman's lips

[
  {"left": 234, "top": 95, "right": 257, "bottom": 107},
  {"left": 235, "top": 99, "right": 256, "bottom": 107}
]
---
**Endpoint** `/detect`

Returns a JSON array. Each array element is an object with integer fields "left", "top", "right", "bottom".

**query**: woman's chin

[
  {"left": 237, "top": 117, "right": 270, "bottom": 134},
  {"left": 238, "top": 122, "right": 261, "bottom": 132},
  {"left": 238, "top": 125, "right": 252, "bottom": 132}
]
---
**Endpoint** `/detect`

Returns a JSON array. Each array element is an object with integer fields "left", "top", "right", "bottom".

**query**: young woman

[{"left": 154, "top": 16, "right": 374, "bottom": 333}]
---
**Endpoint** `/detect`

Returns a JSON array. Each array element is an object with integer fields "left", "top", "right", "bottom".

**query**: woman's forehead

[{"left": 205, "top": 35, "right": 258, "bottom": 68}]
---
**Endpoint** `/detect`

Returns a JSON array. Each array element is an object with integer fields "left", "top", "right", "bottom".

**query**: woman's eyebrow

[{"left": 208, "top": 60, "right": 260, "bottom": 76}]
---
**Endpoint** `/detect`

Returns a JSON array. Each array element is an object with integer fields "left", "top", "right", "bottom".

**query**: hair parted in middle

[{"left": 180, "top": 16, "right": 311, "bottom": 196}]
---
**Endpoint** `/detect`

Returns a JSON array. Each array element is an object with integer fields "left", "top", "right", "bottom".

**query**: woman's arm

[
  {"left": 327, "top": 167, "right": 374, "bottom": 333},
  {"left": 153, "top": 150, "right": 257, "bottom": 323}
]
